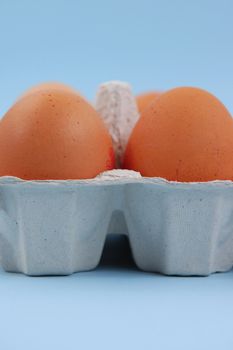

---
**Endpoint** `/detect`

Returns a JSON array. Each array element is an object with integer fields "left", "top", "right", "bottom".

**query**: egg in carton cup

[{"left": 0, "top": 81, "right": 233, "bottom": 276}]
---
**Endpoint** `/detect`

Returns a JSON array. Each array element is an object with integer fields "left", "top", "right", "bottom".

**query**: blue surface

[
  {"left": 1, "top": 265, "right": 233, "bottom": 349},
  {"left": 0, "top": 1, "right": 233, "bottom": 349},
  {"left": 0, "top": 0, "right": 233, "bottom": 115}
]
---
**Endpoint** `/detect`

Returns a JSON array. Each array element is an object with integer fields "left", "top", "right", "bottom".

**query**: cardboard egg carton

[{"left": 0, "top": 81, "right": 233, "bottom": 276}]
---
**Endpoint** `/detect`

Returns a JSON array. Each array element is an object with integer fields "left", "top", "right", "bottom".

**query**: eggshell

[
  {"left": 19, "top": 82, "right": 77, "bottom": 99},
  {"left": 136, "top": 91, "right": 161, "bottom": 114},
  {"left": 0, "top": 89, "right": 115, "bottom": 180},
  {"left": 124, "top": 87, "right": 233, "bottom": 182}
]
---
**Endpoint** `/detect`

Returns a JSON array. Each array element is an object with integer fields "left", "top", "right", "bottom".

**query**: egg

[
  {"left": 124, "top": 87, "right": 233, "bottom": 182},
  {"left": 136, "top": 91, "right": 161, "bottom": 114},
  {"left": 0, "top": 88, "right": 115, "bottom": 180},
  {"left": 19, "top": 82, "right": 77, "bottom": 99}
]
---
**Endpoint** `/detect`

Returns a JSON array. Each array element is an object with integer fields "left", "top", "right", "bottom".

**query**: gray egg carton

[
  {"left": 0, "top": 80, "right": 233, "bottom": 277},
  {"left": 0, "top": 172, "right": 233, "bottom": 276}
]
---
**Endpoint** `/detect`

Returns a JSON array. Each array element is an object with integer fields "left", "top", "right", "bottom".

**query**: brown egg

[
  {"left": 19, "top": 82, "right": 77, "bottom": 99},
  {"left": 136, "top": 91, "right": 161, "bottom": 115},
  {"left": 0, "top": 89, "right": 115, "bottom": 180},
  {"left": 124, "top": 87, "right": 233, "bottom": 182}
]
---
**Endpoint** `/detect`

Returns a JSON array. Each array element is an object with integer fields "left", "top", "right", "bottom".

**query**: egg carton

[{"left": 0, "top": 81, "right": 233, "bottom": 276}]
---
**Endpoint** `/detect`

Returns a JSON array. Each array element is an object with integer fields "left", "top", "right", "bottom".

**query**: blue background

[{"left": 0, "top": 1, "right": 233, "bottom": 349}]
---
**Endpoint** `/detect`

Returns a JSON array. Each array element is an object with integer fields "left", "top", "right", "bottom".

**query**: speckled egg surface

[
  {"left": 124, "top": 87, "right": 233, "bottom": 182},
  {"left": 0, "top": 87, "right": 115, "bottom": 179}
]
